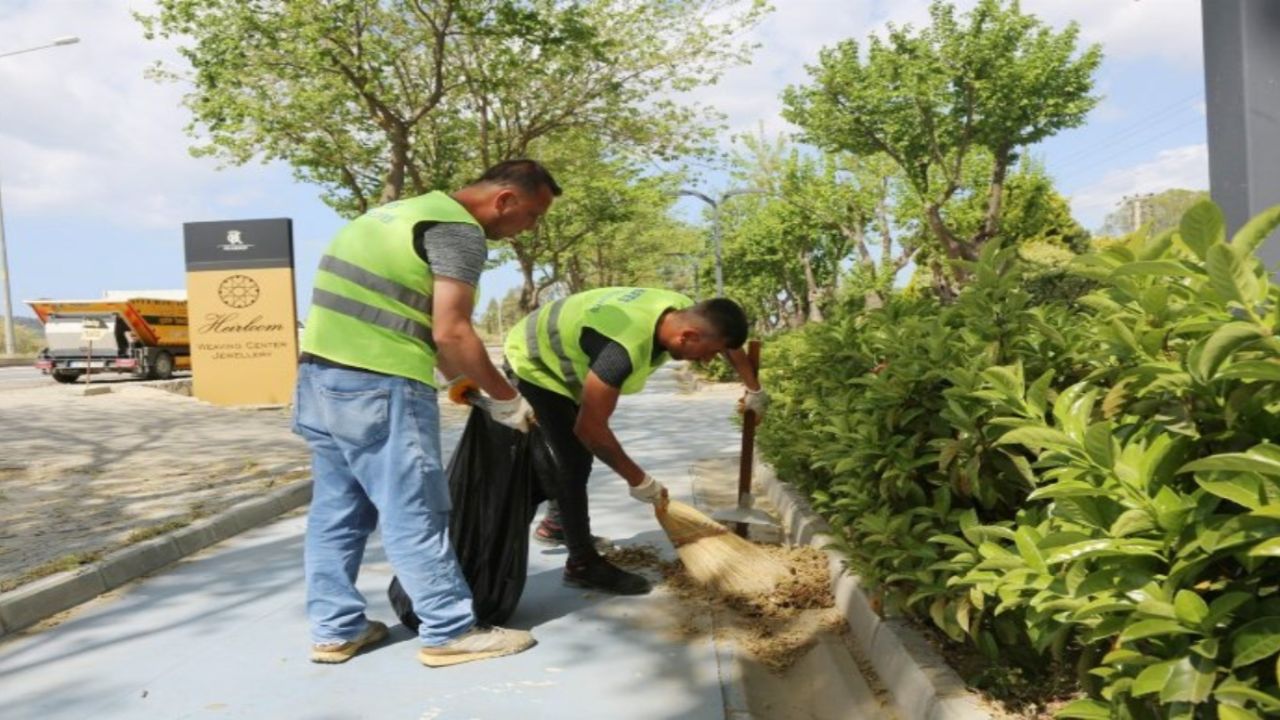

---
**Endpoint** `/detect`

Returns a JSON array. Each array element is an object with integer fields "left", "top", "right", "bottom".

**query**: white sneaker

[{"left": 418, "top": 625, "right": 536, "bottom": 667}]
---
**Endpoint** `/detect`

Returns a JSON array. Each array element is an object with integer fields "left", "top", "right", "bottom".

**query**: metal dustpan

[
  {"left": 710, "top": 340, "right": 780, "bottom": 534},
  {"left": 711, "top": 494, "right": 778, "bottom": 527}
]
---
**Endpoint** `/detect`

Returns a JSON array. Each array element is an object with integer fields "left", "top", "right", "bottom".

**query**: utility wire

[
  {"left": 1050, "top": 91, "right": 1204, "bottom": 176},
  {"left": 1055, "top": 115, "right": 1206, "bottom": 188}
]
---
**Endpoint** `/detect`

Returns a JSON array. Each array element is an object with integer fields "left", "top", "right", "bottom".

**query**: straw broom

[{"left": 655, "top": 499, "right": 789, "bottom": 597}]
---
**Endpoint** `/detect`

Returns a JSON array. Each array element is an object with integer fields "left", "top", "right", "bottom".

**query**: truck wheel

[
  {"left": 52, "top": 370, "right": 81, "bottom": 384},
  {"left": 150, "top": 351, "right": 175, "bottom": 381}
]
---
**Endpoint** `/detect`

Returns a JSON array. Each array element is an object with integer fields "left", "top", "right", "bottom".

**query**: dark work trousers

[{"left": 515, "top": 378, "right": 598, "bottom": 563}]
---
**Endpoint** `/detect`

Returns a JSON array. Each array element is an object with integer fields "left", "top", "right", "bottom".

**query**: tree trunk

[
  {"left": 517, "top": 254, "right": 538, "bottom": 314},
  {"left": 925, "top": 203, "right": 976, "bottom": 294},
  {"left": 800, "top": 251, "right": 824, "bottom": 324},
  {"left": 977, "top": 153, "right": 1010, "bottom": 248},
  {"left": 925, "top": 203, "right": 974, "bottom": 262},
  {"left": 929, "top": 259, "right": 958, "bottom": 302},
  {"left": 379, "top": 127, "right": 408, "bottom": 204}
]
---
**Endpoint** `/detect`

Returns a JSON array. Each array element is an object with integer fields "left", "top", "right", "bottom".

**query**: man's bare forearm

[
  {"left": 435, "top": 329, "right": 515, "bottom": 400},
  {"left": 577, "top": 426, "right": 645, "bottom": 486},
  {"left": 723, "top": 348, "right": 761, "bottom": 390}
]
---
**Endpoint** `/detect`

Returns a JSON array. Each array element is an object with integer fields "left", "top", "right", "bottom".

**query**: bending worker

[
  {"left": 293, "top": 160, "right": 558, "bottom": 667},
  {"left": 501, "top": 286, "right": 769, "bottom": 594}
]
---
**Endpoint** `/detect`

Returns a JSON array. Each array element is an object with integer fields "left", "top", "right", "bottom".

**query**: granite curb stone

[
  {"left": 0, "top": 472, "right": 312, "bottom": 638},
  {"left": 713, "top": 611, "right": 755, "bottom": 720},
  {"left": 97, "top": 536, "right": 182, "bottom": 590},
  {"left": 0, "top": 567, "right": 108, "bottom": 634},
  {"left": 757, "top": 462, "right": 992, "bottom": 720}
]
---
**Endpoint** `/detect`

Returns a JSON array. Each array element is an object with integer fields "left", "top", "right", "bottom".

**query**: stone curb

[
  {"left": 0, "top": 356, "right": 35, "bottom": 368},
  {"left": 756, "top": 463, "right": 992, "bottom": 720},
  {"left": 0, "top": 468, "right": 312, "bottom": 638},
  {"left": 713, "top": 610, "right": 754, "bottom": 720}
]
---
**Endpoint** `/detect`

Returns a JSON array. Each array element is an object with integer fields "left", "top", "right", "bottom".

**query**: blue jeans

[{"left": 292, "top": 361, "right": 474, "bottom": 646}]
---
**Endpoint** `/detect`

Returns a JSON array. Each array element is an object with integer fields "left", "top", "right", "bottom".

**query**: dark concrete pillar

[{"left": 1202, "top": 0, "right": 1280, "bottom": 275}]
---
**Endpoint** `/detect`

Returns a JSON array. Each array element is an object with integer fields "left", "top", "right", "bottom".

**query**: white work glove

[
  {"left": 487, "top": 393, "right": 535, "bottom": 433},
  {"left": 629, "top": 474, "right": 668, "bottom": 508},
  {"left": 739, "top": 387, "right": 770, "bottom": 420}
]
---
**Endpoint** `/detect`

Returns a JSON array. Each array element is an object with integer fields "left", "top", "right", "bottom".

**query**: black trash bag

[{"left": 389, "top": 405, "right": 560, "bottom": 629}]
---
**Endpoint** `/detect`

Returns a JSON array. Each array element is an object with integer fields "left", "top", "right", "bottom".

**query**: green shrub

[{"left": 759, "top": 201, "right": 1280, "bottom": 718}]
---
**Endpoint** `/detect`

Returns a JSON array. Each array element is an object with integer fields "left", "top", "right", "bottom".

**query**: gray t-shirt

[{"left": 414, "top": 222, "right": 487, "bottom": 286}]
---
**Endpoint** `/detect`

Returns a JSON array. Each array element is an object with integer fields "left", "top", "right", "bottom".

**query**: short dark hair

[
  {"left": 473, "top": 159, "right": 562, "bottom": 197},
  {"left": 690, "top": 298, "right": 749, "bottom": 348}
]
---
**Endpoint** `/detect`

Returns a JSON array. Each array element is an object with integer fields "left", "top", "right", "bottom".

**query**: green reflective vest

[
  {"left": 301, "top": 191, "right": 481, "bottom": 385},
  {"left": 505, "top": 287, "right": 694, "bottom": 402}
]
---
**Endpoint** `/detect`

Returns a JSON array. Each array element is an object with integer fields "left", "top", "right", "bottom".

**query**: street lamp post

[
  {"left": 674, "top": 187, "right": 765, "bottom": 297},
  {"left": 664, "top": 252, "right": 701, "bottom": 301},
  {"left": 0, "top": 35, "right": 80, "bottom": 355}
]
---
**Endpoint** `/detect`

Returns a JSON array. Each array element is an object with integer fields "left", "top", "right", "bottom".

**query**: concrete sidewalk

[{"left": 0, "top": 366, "right": 764, "bottom": 720}]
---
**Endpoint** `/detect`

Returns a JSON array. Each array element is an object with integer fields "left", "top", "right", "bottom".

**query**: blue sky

[{"left": 0, "top": 0, "right": 1208, "bottom": 322}]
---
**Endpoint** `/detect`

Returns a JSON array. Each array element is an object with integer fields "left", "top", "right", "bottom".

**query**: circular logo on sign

[{"left": 218, "top": 274, "right": 261, "bottom": 308}]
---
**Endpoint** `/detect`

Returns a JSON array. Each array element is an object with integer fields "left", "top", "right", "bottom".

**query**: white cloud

[
  {"left": 1068, "top": 143, "right": 1209, "bottom": 229},
  {"left": 1025, "top": 0, "right": 1203, "bottom": 66},
  {"left": 684, "top": 1, "right": 878, "bottom": 144},
  {"left": 0, "top": 0, "right": 280, "bottom": 231}
]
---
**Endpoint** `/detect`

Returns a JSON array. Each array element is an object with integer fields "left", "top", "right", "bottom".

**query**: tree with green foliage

[
  {"left": 895, "top": 154, "right": 1091, "bottom": 297},
  {"left": 730, "top": 133, "right": 913, "bottom": 315},
  {"left": 782, "top": 0, "right": 1101, "bottom": 294},
  {"left": 476, "top": 287, "right": 522, "bottom": 342},
  {"left": 494, "top": 132, "right": 696, "bottom": 311},
  {"left": 1100, "top": 188, "right": 1210, "bottom": 236},
  {"left": 138, "top": 0, "right": 769, "bottom": 217},
  {"left": 0, "top": 319, "right": 43, "bottom": 355},
  {"left": 900, "top": 155, "right": 1089, "bottom": 256},
  {"left": 716, "top": 195, "right": 823, "bottom": 330}
]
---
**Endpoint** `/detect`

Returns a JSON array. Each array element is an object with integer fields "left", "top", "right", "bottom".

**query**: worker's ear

[{"left": 495, "top": 189, "right": 519, "bottom": 214}]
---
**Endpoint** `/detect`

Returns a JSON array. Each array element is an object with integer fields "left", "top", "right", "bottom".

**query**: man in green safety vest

[
  {"left": 293, "top": 160, "right": 560, "bottom": 668},
  {"left": 498, "top": 287, "right": 769, "bottom": 595}
]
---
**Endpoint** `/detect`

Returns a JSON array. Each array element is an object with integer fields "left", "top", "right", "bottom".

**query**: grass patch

[
  {"left": 0, "top": 551, "right": 106, "bottom": 593},
  {"left": 263, "top": 468, "right": 310, "bottom": 490},
  {"left": 125, "top": 503, "right": 215, "bottom": 544},
  {"left": 125, "top": 518, "right": 192, "bottom": 544}
]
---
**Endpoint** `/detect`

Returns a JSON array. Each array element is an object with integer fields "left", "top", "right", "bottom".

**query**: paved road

[
  {"left": 0, "top": 366, "right": 192, "bottom": 392},
  {"left": 0, "top": 366, "right": 51, "bottom": 391},
  {"left": 0, "top": 366, "right": 774, "bottom": 720}
]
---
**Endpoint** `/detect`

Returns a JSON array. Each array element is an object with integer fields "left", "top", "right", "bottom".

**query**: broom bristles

[{"left": 656, "top": 500, "right": 788, "bottom": 597}]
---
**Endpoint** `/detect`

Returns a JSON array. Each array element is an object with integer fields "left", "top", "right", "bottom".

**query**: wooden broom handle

[{"left": 736, "top": 339, "right": 761, "bottom": 537}]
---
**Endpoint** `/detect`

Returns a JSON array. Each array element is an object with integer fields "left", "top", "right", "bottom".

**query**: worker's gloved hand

[
  {"left": 442, "top": 376, "right": 481, "bottom": 405},
  {"left": 738, "top": 387, "right": 770, "bottom": 421},
  {"left": 629, "top": 474, "right": 668, "bottom": 510},
  {"left": 487, "top": 392, "right": 535, "bottom": 433}
]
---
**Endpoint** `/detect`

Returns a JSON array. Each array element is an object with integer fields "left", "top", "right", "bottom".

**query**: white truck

[{"left": 28, "top": 292, "right": 191, "bottom": 384}]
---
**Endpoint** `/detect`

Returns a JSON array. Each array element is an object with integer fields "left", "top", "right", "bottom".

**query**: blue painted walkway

[{"left": 0, "top": 367, "right": 748, "bottom": 720}]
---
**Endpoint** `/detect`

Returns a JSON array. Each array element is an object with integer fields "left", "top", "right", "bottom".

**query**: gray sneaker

[{"left": 418, "top": 625, "right": 536, "bottom": 668}]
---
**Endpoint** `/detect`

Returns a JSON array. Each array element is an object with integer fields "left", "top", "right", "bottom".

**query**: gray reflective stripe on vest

[
  {"left": 311, "top": 288, "right": 437, "bottom": 351},
  {"left": 318, "top": 254, "right": 433, "bottom": 316},
  {"left": 526, "top": 299, "right": 580, "bottom": 389}
]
